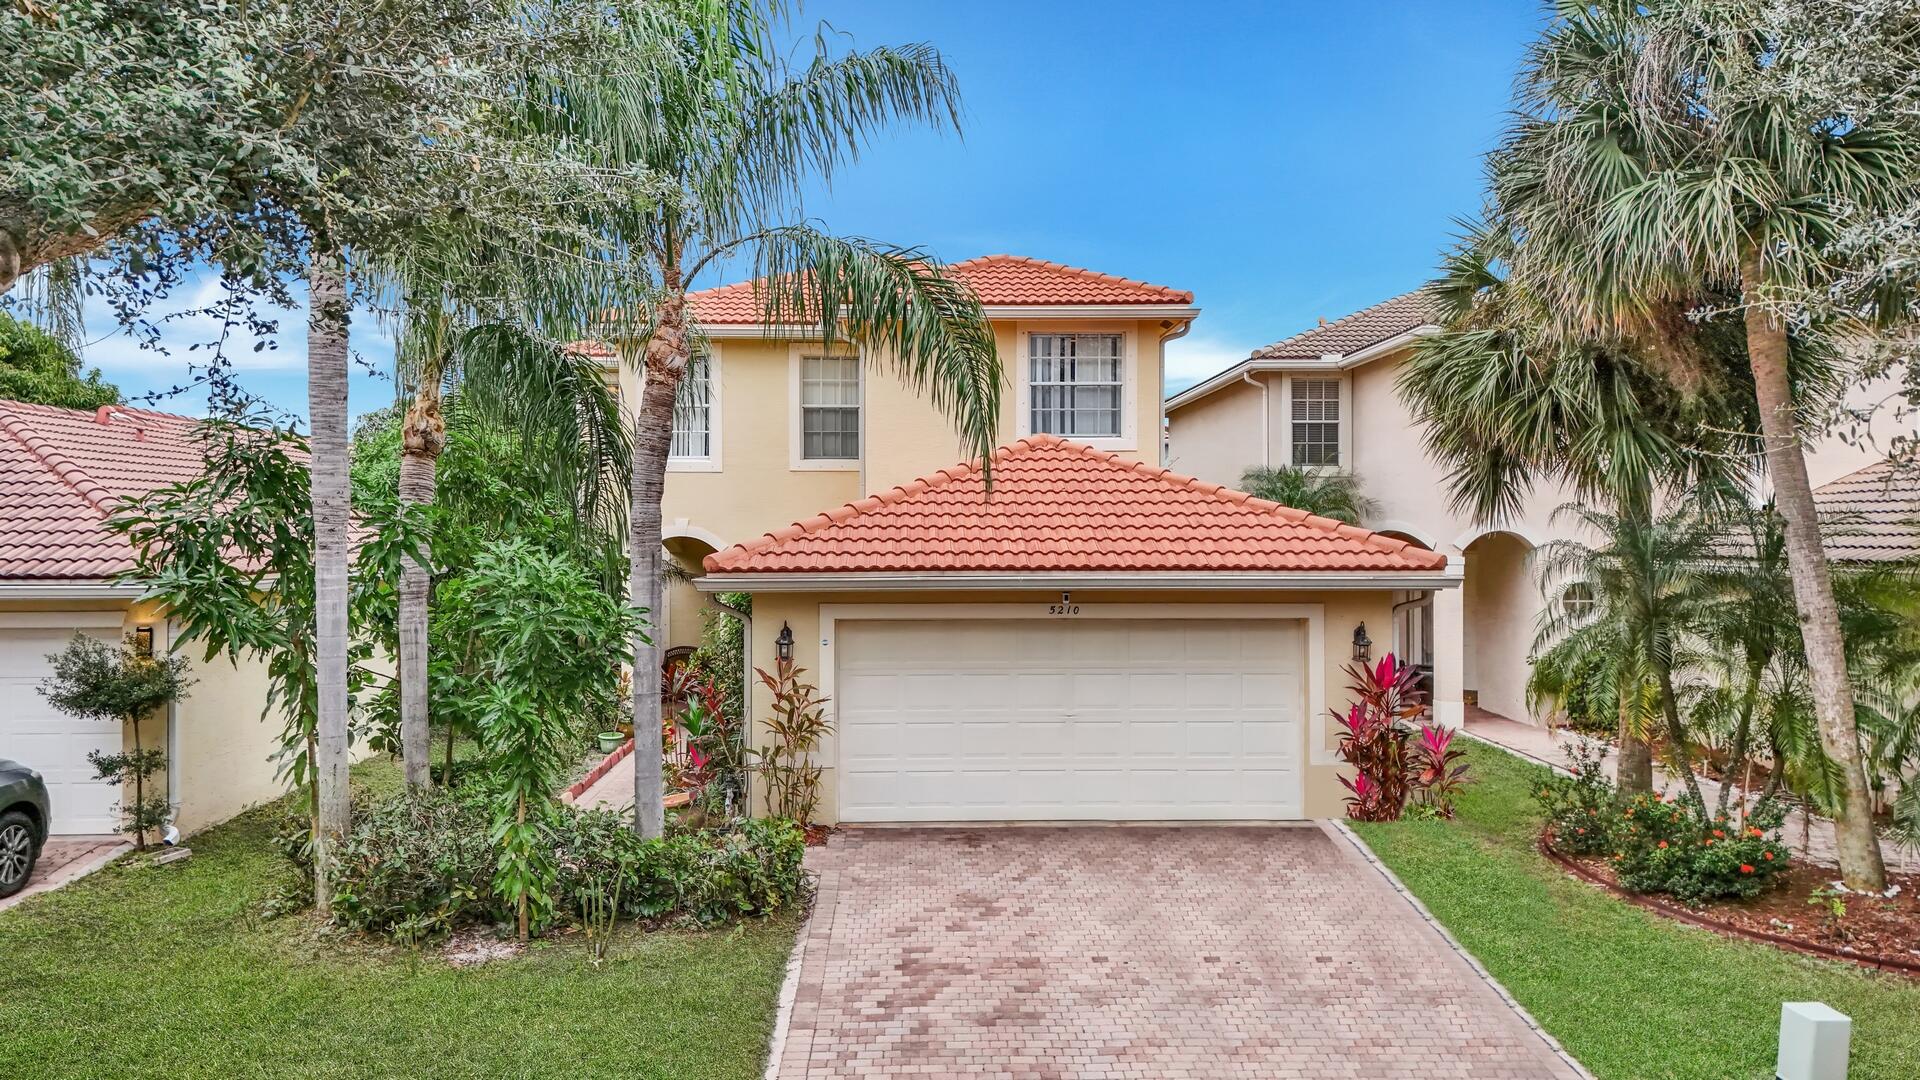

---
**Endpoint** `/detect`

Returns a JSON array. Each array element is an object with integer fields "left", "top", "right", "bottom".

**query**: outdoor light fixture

[
  {"left": 133, "top": 625, "right": 155, "bottom": 656},
  {"left": 1352, "top": 623, "right": 1372, "bottom": 663},
  {"left": 775, "top": 622, "right": 794, "bottom": 664}
]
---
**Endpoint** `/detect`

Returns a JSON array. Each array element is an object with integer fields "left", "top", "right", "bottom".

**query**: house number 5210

[{"left": 1048, "top": 593, "right": 1082, "bottom": 617}]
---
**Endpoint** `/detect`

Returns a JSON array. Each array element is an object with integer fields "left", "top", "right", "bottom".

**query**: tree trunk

[
  {"left": 1718, "top": 655, "right": 1764, "bottom": 818},
  {"left": 308, "top": 248, "right": 354, "bottom": 915},
  {"left": 1740, "top": 248, "right": 1886, "bottom": 892},
  {"left": 130, "top": 716, "right": 147, "bottom": 850},
  {"left": 628, "top": 272, "right": 688, "bottom": 838},
  {"left": 397, "top": 379, "right": 445, "bottom": 791},
  {"left": 1656, "top": 663, "right": 1709, "bottom": 811},
  {"left": 1617, "top": 696, "right": 1654, "bottom": 797}
]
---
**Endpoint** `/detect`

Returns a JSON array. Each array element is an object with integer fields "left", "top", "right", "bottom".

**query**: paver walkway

[
  {"left": 0, "top": 835, "right": 128, "bottom": 914},
  {"left": 1464, "top": 708, "right": 1920, "bottom": 874},
  {"left": 774, "top": 825, "right": 1583, "bottom": 1079}
]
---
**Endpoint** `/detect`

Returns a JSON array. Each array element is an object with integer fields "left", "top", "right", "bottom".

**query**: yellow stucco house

[
  {"left": 624, "top": 256, "right": 1463, "bottom": 823},
  {"left": 0, "top": 400, "right": 290, "bottom": 839}
]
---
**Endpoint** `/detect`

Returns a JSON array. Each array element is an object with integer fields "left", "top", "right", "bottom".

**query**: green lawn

[
  {"left": 0, "top": 760, "right": 798, "bottom": 1080},
  {"left": 1351, "top": 743, "right": 1920, "bottom": 1080}
]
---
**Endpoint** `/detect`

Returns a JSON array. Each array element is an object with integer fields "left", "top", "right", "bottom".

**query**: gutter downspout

[
  {"left": 1242, "top": 370, "right": 1270, "bottom": 468},
  {"left": 1158, "top": 319, "right": 1192, "bottom": 465}
]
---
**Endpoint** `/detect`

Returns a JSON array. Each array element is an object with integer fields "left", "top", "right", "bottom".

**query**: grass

[
  {"left": 0, "top": 758, "right": 799, "bottom": 1080},
  {"left": 1351, "top": 743, "right": 1920, "bottom": 1080}
]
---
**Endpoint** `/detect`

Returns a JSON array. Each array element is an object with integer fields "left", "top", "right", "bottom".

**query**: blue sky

[{"left": 38, "top": 0, "right": 1543, "bottom": 423}]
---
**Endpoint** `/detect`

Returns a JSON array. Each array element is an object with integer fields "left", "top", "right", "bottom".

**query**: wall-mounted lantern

[
  {"left": 1352, "top": 622, "right": 1372, "bottom": 664},
  {"left": 132, "top": 625, "right": 155, "bottom": 656},
  {"left": 775, "top": 622, "right": 794, "bottom": 664}
]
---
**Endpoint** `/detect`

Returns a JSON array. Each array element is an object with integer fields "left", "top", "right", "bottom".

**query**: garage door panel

[
  {"left": 836, "top": 618, "right": 1307, "bottom": 822},
  {"left": 0, "top": 625, "right": 124, "bottom": 835}
]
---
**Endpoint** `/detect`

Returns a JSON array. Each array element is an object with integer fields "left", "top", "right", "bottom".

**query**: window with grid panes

[
  {"left": 1028, "top": 333, "right": 1123, "bottom": 438},
  {"left": 800, "top": 355, "right": 860, "bottom": 459},
  {"left": 1290, "top": 377, "right": 1340, "bottom": 466},
  {"left": 669, "top": 352, "right": 712, "bottom": 460}
]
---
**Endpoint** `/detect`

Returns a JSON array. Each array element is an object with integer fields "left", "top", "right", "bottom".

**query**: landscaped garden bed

[{"left": 1544, "top": 839, "right": 1920, "bottom": 977}]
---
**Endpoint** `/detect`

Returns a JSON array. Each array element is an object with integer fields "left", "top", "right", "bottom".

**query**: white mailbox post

[{"left": 1777, "top": 1002, "right": 1851, "bottom": 1080}]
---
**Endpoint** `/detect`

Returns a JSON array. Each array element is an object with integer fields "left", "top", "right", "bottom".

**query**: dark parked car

[{"left": 0, "top": 759, "right": 50, "bottom": 898}]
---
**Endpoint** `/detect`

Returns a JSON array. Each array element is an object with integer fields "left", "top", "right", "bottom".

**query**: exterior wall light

[
  {"left": 776, "top": 622, "right": 794, "bottom": 664},
  {"left": 1352, "top": 622, "right": 1372, "bottom": 663}
]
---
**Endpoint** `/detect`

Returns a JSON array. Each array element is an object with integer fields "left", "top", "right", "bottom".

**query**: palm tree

[
  {"left": 1532, "top": 502, "right": 1720, "bottom": 810},
  {"left": 1476, "top": 0, "right": 1915, "bottom": 890},
  {"left": 543, "top": 4, "right": 1002, "bottom": 837},
  {"left": 306, "top": 248, "right": 352, "bottom": 915},
  {"left": 1237, "top": 466, "right": 1376, "bottom": 525},
  {"left": 377, "top": 266, "right": 630, "bottom": 790},
  {"left": 1399, "top": 225, "right": 1764, "bottom": 793}
]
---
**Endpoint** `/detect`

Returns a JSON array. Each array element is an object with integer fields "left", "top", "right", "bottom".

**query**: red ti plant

[
  {"left": 1410, "top": 723, "right": 1472, "bottom": 818},
  {"left": 1333, "top": 653, "right": 1425, "bottom": 821}
]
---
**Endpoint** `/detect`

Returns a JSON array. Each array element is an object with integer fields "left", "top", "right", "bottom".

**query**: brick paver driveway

[{"left": 774, "top": 824, "right": 1583, "bottom": 1079}]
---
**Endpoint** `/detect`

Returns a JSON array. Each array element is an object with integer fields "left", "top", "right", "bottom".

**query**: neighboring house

[
  {"left": 612, "top": 256, "right": 1464, "bottom": 823},
  {"left": 0, "top": 399, "right": 285, "bottom": 837},
  {"left": 1164, "top": 292, "right": 1569, "bottom": 730},
  {"left": 1165, "top": 292, "right": 1916, "bottom": 730},
  {"left": 1815, "top": 459, "right": 1920, "bottom": 564}
]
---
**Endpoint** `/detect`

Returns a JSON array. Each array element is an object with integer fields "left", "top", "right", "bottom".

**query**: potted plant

[{"left": 596, "top": 730, "right": 626, "bottom": 754}]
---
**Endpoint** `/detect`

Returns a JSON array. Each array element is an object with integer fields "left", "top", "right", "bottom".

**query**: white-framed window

[
  {"left": 799, "top": 354, "right": 861, "bottom": 460},
  {"left": 1290, "top": 377, "right": 1341, "bottom": 466},
  {"left": 1560, "top": 582, "right": 1597, "bottom": 622},
  {"left": 1028, "top": 333, "right": 1124, "bottom": 439},
  {"left": 669, "top": 350, "right": 714, "bottom": 462}
]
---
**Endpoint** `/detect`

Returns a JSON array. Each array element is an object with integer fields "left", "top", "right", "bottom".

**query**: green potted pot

[{"left": 596, "top": 731, "right": 626, "bottom": 754}]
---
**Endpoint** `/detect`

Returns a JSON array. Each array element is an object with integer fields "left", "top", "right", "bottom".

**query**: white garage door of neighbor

[
  {"left": 836, "top": 618, "right": 1306, "bottom": 822},
  {"left": 0, "top": 626, "right": 124, "bottom": 835}
]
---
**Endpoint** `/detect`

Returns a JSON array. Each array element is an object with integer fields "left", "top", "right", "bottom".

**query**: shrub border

[
  {"left": 1538, "top": 833, "right": 1920, "bottom": 979},
  {"left": 563, "top": 737, "right": 634, "bottom": 802}
]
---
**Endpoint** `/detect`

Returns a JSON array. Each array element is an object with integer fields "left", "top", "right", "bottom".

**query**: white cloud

[
  {"left": 1163, "top": 332, "right": 1256, "bottom": 394},
  {"left": 82, "top": 274, "right": 311, "bottom": 375}
]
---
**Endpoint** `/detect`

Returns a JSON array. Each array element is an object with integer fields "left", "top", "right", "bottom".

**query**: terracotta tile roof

[
  {"left": 0, "top": 399, "right": 214, "bottom": 580},
  {"left": 1249, "top": 291, "right": 1439, "bottom": 360},
  {"left": 704, "top": 434, "right": 1447, "bottom": 575},
  {"left": 687, "top": 254, "right": 1193, "bottom": 325},
  {"left": 1815, "top": 460, "right": 1920, "bottom": 563}
]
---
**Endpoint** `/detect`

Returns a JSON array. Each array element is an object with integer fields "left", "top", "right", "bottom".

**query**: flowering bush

[{"left": 1612, "top": 792, "right": 1790, "bottom": 901}]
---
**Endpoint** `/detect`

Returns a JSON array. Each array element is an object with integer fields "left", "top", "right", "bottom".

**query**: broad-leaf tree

[
  {"left": 0, "top": 312, "right": 118, "bottom": 409},
  {"left": 1478, "top": 0, "right": 1918, "bottom": 889},
  {"left": 539, "top": 3, "right": 1003, "bottom": 836}
]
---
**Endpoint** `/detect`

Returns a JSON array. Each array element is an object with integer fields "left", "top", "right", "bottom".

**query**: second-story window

[
  {"left": 800, "top": 355, "right": 860, "bottom": 460},
  {"left": 1290, "top": 377, "right": 1341, "bottom": 466},
  {"left": 1029, "top": 333, "right": 1123, "bottom": 439},
  {"left": 670, "top": 352, "right": 713, "bottom": 460}
]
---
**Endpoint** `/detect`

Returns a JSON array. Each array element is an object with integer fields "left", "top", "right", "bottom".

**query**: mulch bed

[
  {"left": 801, "top": 824, "right": 832, "bottom": 847},
  {"left": 1541, "top": 836, "right": 1920, "bottom": 977}
]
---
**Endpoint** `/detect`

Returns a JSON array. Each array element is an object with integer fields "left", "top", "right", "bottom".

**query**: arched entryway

[{"left": 1458, "top": 528, "right": 1540, "bottom": 724}]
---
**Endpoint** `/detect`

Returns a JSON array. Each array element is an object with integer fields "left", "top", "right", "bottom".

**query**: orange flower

[
  {"left": 1705, "top": 839, "right": 1715, "bottom": 846},
  {"left": 1657, "top": 840, "right": 1668, "bottom": 849},
  {"left": 1712, "top": 829, "right": 1725, "bottom": 838},
  {"left": 1763, "top": 851, "right": 1774, "bottom": 861},
  {"left": 1740, "top": 864, "right": 1754, "bottom": 874}
]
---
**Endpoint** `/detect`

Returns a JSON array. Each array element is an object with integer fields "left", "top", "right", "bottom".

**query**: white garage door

[
  {"left": 0, "top": 626, "right": 124, "bottom": 835},
  {"left": 836, "top": 618, "right": 1305, "bottom": 821}
]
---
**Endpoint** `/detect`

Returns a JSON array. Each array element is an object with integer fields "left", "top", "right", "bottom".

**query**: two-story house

[
  {"left": 1164, "top": 292, "right": 1914, "bottom": 735},
  {"left": 621, "top": 256, "right": 1462, "bottom": 824}
]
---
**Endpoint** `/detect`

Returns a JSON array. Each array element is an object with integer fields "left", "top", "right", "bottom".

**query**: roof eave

[
  {"left": 695, "top": 568, "right": 1460, "bottom": 593},
  {"left": 0, "top": 580, "right": 145, "bottom": 599},
  {"left": 1165, "top": 326, "right": 1439, "bottom": 412},
  {"left": 694, "top": 304, "right": 1201, "bottom": 337}
]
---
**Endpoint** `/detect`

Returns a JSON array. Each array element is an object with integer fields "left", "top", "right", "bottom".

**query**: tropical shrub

[
  {"left": 755, "top": 663, "right": 832, "bottom": 825},
  {"left": 317, "top": 789, "right": 499, "bottom": 944},
  {"left": 1532, "top": 737, "right": 1620, "bottom": 855},
  {"left": 1612, "top": 792, "right": 1791, "bottom": 902},
  {"left": 549, "top": 811, "right": 806, "bottom": 927},
  {"left": 1334, "top": 654, "right": 1424, "bottom": 821},
  {"left": 38, "top": 632, "right": 193, "bottom": 848},
  {"left": 1409, "top": 723, "right": 1472, "bottom": 818}
]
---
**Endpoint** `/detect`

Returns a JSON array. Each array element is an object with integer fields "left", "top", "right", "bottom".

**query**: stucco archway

[{"left": 1460, "top": 530, "right": 1539, "bottom": 725}]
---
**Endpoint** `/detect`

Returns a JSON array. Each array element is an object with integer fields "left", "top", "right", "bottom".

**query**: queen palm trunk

[
  {"left": 307, "top": 248, "right": 354, "bottom": 914},
  {"left": 628, "top": 278, "right": 686, "bottom": 839},
  {"left": 397, "top": 381, "right": 445, "bottom": 790},
  {"left": 1740, "top": 248, "right": 1887, "bottom": 892},
  {"left": 1617, "top": 697, "right": 1654, "bottom": 796}
]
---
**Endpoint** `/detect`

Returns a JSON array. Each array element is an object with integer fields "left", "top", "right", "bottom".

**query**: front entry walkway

[{"left": 773, "top": 825, "right": 1583, "bottom": 1079}]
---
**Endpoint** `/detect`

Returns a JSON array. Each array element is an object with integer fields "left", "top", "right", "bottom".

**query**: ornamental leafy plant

[
  {"left": 437, "top": 539, "right": 640, "bottom": 940},
  {"left": 1333, "top": 654, "right": 1424, "bottom": 821},
  {"left": 38, "top": 632, "right": 191, "bottom": 848},
  {"left": 754, "top": 663, "right": 831, "bottom": 827}
]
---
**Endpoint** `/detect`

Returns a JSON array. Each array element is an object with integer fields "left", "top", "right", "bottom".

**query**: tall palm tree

[
  {"left": 544, "top": 4, "right": 1002, "bottom": 837},
  {"left": 306, "top": 247, "right": 352, "bottom": 916},
  {"left": 1400, "top": 225, "right": 1762, "bottom": 793},
  {"left": 1237, "top": 466, "right": 1377, "bottom": 525},
  {"left": 1477, "top": 0, "right": 1915, "bottom": 890}
]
